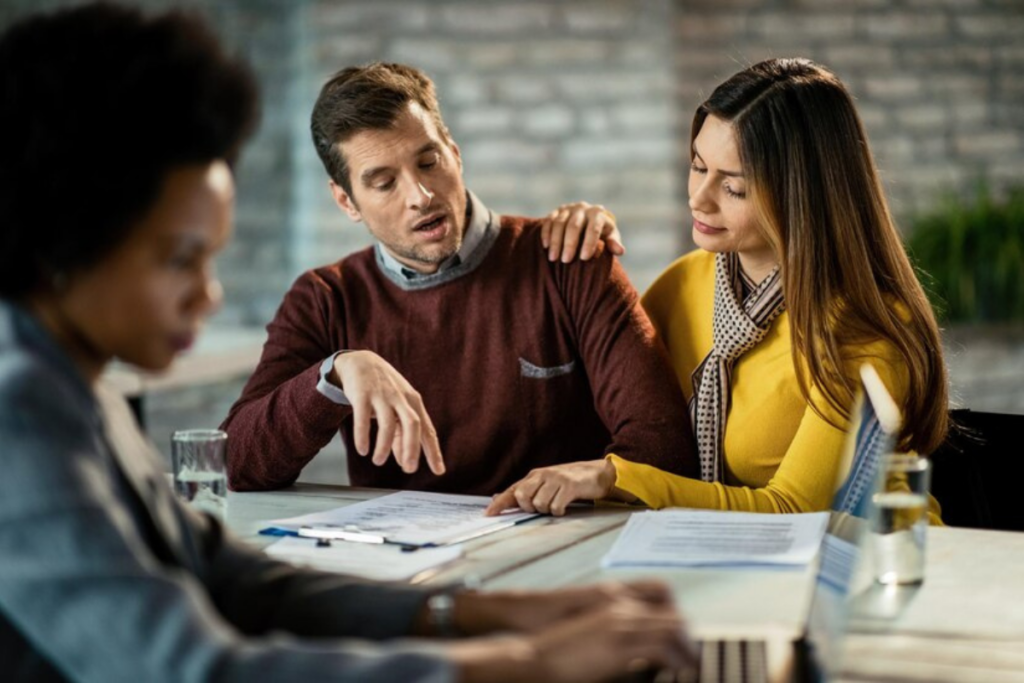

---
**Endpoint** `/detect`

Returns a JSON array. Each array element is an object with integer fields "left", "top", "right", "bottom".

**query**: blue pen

[{"left": 297, "top": 525, "right": 386, "bottom": 545}]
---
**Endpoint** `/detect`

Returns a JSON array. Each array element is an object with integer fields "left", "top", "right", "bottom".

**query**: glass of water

[
  {"left": 172, "top": 429, "right": 228, "bottom": 521},
  {"left": 871, "top": 454, "right": 931, "bottom": 585}
]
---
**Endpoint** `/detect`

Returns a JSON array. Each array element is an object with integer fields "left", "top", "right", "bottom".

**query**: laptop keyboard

[
  {"left": 613, "top": 638, "right": 769, "bottom": 683},
  {"left": 696, "top": 639, "right": 768, "bottom": 683}
]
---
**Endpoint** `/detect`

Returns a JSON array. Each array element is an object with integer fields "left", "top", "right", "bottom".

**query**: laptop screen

[{"left": 802, "top": 363, "right": 902, "bottom": 681}]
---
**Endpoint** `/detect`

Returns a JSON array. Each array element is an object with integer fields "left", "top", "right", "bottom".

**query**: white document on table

[
  {"left": 262, "top": 490, "right": 541, "bottom": 548},
  {"left": 601, "top": 509, "right": 830, "bottom": 568},
  {"left": 265, "top": 537, "right": 462, "bottom": 582}
]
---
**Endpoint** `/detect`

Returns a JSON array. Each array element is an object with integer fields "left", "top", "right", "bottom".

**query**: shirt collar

[{"left": 378, "top": 190, "right": 487, "bottom": 280}]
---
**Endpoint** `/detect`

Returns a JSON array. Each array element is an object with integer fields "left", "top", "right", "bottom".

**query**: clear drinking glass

[
  {"left": 871, "top": 454, "right": 931, "bottom": 585},
  {"left": 172, "top": 429, "right": 228, "bottom": 521}
]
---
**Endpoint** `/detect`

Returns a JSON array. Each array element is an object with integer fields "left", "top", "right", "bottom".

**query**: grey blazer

[{"left": 0, "top": 301, "right": 453, "bottom": 683}]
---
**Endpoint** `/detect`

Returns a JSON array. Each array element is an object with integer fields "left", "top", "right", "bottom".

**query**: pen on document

[{"left": 298, "top": 526, "right": 386, "bottom": 545}]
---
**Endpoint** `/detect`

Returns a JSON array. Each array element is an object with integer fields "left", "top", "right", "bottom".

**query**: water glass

[
  {"left": 172, "top": 429, "right": 228, "bottom": 521},
  {"left": 871, "top": 454, "right": 931, "bottom": 585}
]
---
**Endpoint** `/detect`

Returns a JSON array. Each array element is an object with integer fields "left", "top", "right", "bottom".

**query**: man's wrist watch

[{"left": 426, "top": 591, "right": 459, "bottom": 638}]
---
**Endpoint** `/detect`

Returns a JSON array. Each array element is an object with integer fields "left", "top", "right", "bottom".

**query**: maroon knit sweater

[{"left": 223, "top": 216, "right": 697, "bottom": 494}]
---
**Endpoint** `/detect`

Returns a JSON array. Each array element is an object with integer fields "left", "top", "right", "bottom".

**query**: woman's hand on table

[{"left": 485, "top": 459, "right": 628, "bottom": 517}]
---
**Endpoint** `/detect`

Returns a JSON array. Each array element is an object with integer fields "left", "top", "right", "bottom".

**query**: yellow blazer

[{"left": 611, "top": 249, "right": 933, "bottom": 518}]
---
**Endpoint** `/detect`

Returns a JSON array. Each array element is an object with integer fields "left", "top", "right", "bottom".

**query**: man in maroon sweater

[{"left": 222, "top": 63, "right": 697, "bottom": 513}]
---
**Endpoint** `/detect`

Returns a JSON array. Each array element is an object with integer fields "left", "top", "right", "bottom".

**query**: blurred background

[{"left": 3, "top": 0, "right": 1021, "bottom": 482}]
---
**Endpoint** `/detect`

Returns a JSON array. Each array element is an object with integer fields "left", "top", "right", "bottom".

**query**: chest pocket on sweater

[
  {"left": 518, "top": 357, "right": 575, "bottom": 379},
  {"left": 516, "top": 354, "right": 584, "bottom": 438},
  {"left": 513, "top": 351, "right": 607, "bottom": 471}
]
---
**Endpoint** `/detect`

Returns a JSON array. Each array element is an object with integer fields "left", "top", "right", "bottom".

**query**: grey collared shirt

[{"left": 377, "top": 192, "right": 487, "bottom": 280}]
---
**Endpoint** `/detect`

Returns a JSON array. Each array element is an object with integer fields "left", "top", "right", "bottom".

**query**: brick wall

[{"left": 207, "top": 0, "right": 301, "bottom": 326}]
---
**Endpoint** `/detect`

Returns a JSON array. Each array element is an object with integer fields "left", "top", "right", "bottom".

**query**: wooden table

[
  {"left": 840, "top": 526, "right": 1024, "bottom": 682},
  {"left": 226, "top": 484, "right": 1024, "bottom": 682}
]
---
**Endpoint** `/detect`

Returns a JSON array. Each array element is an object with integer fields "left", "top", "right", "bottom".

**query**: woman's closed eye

[{"left": 724, "top": 183, "right": 746, "bottom": 199}]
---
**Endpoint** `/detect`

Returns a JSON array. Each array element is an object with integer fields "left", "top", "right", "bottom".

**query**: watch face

[{"left": 428, "top": 592, "right": 458, "bottom": 637}]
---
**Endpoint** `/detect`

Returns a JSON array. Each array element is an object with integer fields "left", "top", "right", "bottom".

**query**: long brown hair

[{"left": 693, "top": 58, "right": 948, "bottom": 454}]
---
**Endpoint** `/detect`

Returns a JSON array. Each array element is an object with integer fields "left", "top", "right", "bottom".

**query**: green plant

[{"left": 907, "top": 184, "right": 1024, "bottom": 323}]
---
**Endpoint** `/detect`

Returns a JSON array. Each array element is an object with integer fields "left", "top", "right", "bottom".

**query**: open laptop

[{"left": 678, "top": 363, "right": 902, "bottom": 683}]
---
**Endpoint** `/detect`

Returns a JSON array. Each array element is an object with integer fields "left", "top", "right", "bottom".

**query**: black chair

[{"left": 929, "top": 409, "right": 1024, "bottom": 531}]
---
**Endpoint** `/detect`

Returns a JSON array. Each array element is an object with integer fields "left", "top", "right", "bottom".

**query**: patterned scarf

[{"left": 690, "top": 252, "right": 786, "bottom": 483}]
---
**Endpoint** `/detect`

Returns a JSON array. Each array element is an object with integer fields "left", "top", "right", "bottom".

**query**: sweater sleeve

[
  {"left": 610, "top": 351, "right": 942, "bottom": 521},
  {"left": 553, "top": 250, "right": 698, "bottom": 478},
  {"left": 222, "top": 271, "right": 352, "bottom": 490},
  {"left": 609, "top": 384, "right": 847, "bottom": 513}
]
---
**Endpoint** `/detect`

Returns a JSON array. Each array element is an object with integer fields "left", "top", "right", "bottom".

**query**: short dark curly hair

[{"left": 0, "top": 2, "right": 259, "bottom": 299}]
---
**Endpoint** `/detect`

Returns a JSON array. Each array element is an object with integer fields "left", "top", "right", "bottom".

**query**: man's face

[{"left": 330, "top": 101, "right": 468, "bottom": 274}]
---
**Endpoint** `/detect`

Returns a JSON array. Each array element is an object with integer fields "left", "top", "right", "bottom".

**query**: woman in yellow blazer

[{"left": 488, "top": 58, "right": 948, "bottom": 518}]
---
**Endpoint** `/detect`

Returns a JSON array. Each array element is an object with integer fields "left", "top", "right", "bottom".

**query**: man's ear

[
  {"left": 329, "top": 180, "right": 362, "bottom": 222},
  {"left": 450, "top": 141, "right": 462, "bottom": 172}
]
